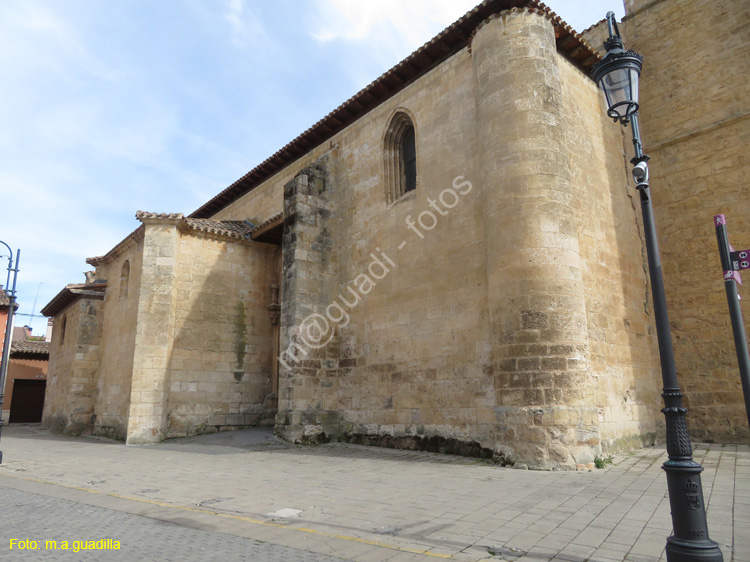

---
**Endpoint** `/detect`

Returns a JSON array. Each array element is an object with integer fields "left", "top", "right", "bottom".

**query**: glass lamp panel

[
  {"left": 600, "top": 67, "right": 634, "bottom": 118},
  {"left": 628, "top": 68, "right": 640, "bottom": 105},
  {"left": 601, "top": 68, "right": 631, "bottom": 108}
]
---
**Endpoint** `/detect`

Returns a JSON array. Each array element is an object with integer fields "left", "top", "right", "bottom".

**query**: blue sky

[{"left": 0, "top": 0, "right": 625, "bottom": 336}]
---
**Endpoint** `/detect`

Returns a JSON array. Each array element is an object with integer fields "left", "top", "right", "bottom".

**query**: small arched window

[
  {"left": 119, "top": 260, "right": 130, "bottom": 299},
  {"left": 60, "top": 316, "right": 67, "bottom": 344},
  {"left": 384, "top": 111, "right": 418, "bottom": 203}
]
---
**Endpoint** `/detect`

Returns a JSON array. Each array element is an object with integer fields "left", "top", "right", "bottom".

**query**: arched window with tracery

[
  {"left": 119, "top": 260, "right": 130, "bottom": 299},
  {"left": 384, "top": 111, "right": 418, "bottom": 203}
]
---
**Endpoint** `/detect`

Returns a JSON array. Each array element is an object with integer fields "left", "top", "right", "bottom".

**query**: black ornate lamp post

[
  {"left": 592, "top": 12, "right": 723, "bottom": 562},
  {"left": 0, "top": 240, "right": 19, "bottom": 465}
]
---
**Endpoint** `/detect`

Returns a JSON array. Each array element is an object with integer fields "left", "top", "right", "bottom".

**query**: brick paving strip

[{"left": 0, "top": 426, "right": 747, "bottom": 562}]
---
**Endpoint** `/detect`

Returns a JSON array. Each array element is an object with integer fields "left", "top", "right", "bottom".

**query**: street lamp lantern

[
  {"left": 591, "top": 14, "right": 643, "bottom": 124},
  {"left": 592, "top": 12, "right": 724, "bottom": 562}
]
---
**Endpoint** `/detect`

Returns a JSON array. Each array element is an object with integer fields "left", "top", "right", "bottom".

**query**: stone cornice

[{"left": 136, "top": 211, "right": 185, "bottom": 226}]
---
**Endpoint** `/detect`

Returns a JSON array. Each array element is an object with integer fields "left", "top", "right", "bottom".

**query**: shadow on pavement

[{"left": 5, "top": 424, "right": 502, "bottom": 467}]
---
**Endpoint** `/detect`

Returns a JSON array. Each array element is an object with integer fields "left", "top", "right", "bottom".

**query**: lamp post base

[
  {"left": 662, "top": 455, "right": 724, "bottom": 561},
  {"left": 666, "top": 538, "right": 724, "bottom": 562}
]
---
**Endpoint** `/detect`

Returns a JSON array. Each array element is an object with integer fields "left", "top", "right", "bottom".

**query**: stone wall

[
  {"left": 92, "top": 234, "right": 143, "bottom": 440},
  {"left": 275, "top": 155, "right": 340, "bottom": 443},
  {"left": 620, "top": 0, "right": 750, "bottom": 442},
  {"left": 559, "top": 50, "right": 661, "bottom": 449},
  {"left": 42, "top": 296, "right": 103, "bottom": 434},
  {"left": 121, "top": 213, "right": 280, "bottom": 444},
  {"left": 475, "top": 10, "right": 601, "bottom": 468},
  {"left": 275, "top": 43, "right": 495, "bottom": 455},
  {"left": 125, "top": 216, "right": 181, "bottom": 444},
  {"left": 167, "top": 228, "right": 280, "bottom": 437},
  {"left": 261, "top": 9, "right": 659, "bottom": 468},
  {"left": 211, "top": 179, "right": 283, "bottom": 226},
  {"left": 39, "top": 0, "right": 744, "bottom": 463}
]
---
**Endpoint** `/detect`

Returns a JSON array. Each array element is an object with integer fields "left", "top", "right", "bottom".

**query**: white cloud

[
  {"left": 310, "top": 0, "right": 626, "bottom": 53},
  {"left": 0, "top": 2, "right": 120, "bottom": 83},
  {"left": 223, "top": 0, "right": 267, "bottom": 48},
  {"left": 307, "top": 0, "right": 478, "bottom": 91},
  {"left": 311, "top": 0, "right": 477, "bottom": 49}
]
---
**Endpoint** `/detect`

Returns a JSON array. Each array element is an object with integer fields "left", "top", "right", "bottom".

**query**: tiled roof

[
  {"left": 87, "top": 212, "right": 267, "bottom": 269},
  {"left": 40, "top": 283, "right": 107, "bottom": 318},
  {"left": 10, "top": 340, "right": 50, "bottom": 357},
  {"left": 249, "top": 212, "right": 284, "bottom": 245},
  {"left": 250, "top": 212, "right": 284, "bottom": 234},
  {"left": 135, "top": 211, "right": 256, "bottom": 240},
  {"left": 188, "top": 0, "right": 598, "bottom": 220},
  {"left": 183, "top": 218, "right": 255, "bottom": 240}
]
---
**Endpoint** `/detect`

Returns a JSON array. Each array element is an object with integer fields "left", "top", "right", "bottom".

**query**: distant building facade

[
  {"left": 1, "top": 309, "right": 50, "bottom": 425},
  {"left": 41, "top": 0, "right": 750, "bottom": 469},
  {"left": 3, "top": 341, "right": 49, "bottom": 424}
]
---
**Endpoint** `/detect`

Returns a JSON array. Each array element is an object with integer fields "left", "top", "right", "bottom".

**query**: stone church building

[{"left": 41, "top": 0, "right": 750, "bottom": 469}]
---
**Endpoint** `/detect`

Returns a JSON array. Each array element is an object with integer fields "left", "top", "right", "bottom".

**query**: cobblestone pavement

[
  {"left": 1, "top": 486, "right": 348, "bottom": 562},
  {"left": 0, "top": 425, "right": 747, "bottom": 562}
]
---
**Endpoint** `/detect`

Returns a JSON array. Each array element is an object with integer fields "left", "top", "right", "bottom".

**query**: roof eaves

[
  {"left": 250, "top": 212, "right": 284, "bottom": 235},
  {"left": 182, "top": 218, "right": 255, "bottom": 240},
  {"left": 249, "top": 212, "right": 284, "bottom": 244},
  {"left": 10, "top": 340, "right": 50, "bottom": 357},
  {"left": 40, "top": 283, "right": 107, "bottom": 318}
]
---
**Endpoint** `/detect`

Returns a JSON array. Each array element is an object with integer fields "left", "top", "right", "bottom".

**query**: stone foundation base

[
  {"left": 274, "top": 410, "right": 338, "bottom": 445},
  {"left": 274, "top": 405, "right": 659, "bottom": 470},
  {"left": 42, "top": 414, "right": 93, "bottom": 437},
  {"left": 493, "top": 405, "right": 601, "bottom": 470}
]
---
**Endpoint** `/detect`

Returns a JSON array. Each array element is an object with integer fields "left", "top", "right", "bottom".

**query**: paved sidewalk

[
  {"left": 1, "top": 485, "right": 348, "bottom": 562},
  {"left": 0, "top": 425, "right": 747, "bottom": 562}
]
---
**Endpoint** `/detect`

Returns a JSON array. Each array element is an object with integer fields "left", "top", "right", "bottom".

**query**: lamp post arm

[
  {"left": 630, "top": 114, "right": 648, "bottom": 164},
  {"left": 9, "top": 250, "right": 19, "bottom": 297},
  {"left": 605, "top": 11, "right": 621, "bottom": 42},
  {"left": 0, "top": 241, "right": 13, "bottom": 292}
]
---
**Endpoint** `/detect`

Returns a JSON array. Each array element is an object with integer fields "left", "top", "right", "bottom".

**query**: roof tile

[{"left": 11, "top": 340, "right": 50, "bottom": 357}]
